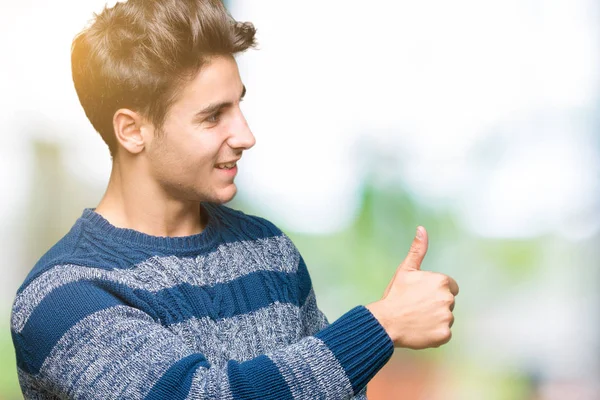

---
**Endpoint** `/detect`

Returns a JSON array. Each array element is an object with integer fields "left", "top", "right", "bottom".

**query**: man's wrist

[{"left": 365, "top": 301, "right": 394, "bottom": 344}]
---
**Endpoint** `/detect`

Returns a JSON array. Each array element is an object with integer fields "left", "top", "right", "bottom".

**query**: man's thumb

[{"left": 400, "top": 226, "right": 429, "bottom": 270}]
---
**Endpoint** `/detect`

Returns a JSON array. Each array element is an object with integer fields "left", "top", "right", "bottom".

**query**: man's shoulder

[
  {"left": 18, "top": 219, "right": 86, "bottom": 294},
  {"left": 206, "top": 203, "right": 305, "bottom": 261},
  {"left": 16, "top": 213, "right": 121, "bottom": 295}
]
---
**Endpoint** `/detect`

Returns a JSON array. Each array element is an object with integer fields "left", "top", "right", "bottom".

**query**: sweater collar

[{"left": 79, "top": 202, "right": 221, "bottom": 255}]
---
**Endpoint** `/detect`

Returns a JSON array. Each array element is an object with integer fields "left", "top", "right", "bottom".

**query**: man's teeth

[{"left": 217, "top": 162, "right": 236, "bottom": 169}]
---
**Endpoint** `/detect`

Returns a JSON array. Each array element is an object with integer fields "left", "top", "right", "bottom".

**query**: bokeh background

[{"left": 1, "top": 0, "right": 599, "bottom": 399}]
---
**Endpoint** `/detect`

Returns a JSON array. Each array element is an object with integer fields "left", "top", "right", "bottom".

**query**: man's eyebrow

[{"left": 195, "top": 85, "right": 246, "bottom": 117}]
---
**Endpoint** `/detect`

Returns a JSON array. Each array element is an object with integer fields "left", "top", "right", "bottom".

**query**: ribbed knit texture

[{"left": 11, "top": 203, "right": 394, "bottom": 399}]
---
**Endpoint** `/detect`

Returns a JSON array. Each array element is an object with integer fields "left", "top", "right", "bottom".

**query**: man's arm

[
  {"left": 295, "top": 254, "right": 329, "bottom": 337},
  {"left": 12, "top": 226, "right": 456, "bottom": 399},
  {"left": 295, "top": 253, "right": 368, "bottom": 400},
  {"left": 12, "top": 276, "right": 392, "bottom": 399}
]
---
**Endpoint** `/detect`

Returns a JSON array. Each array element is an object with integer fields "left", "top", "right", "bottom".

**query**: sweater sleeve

[
  {"left": 296, "top": 254, "right": 331, "bottom": 336},
  {"left": 11, "top": 272, "right": 393, "bottom": 400}
]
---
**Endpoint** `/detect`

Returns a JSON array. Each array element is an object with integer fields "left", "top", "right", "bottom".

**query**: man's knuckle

[
  {"left": 408, "top": 245, "right": 420, "bottom": 255},
  {"left": 439, "top": 275, "right": 450, "bottom": 287},
  {"left": 438, "top": 327, "right": 452, "bottom": 343}
]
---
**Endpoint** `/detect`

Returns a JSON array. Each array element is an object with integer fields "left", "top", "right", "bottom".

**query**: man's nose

[{"left": 228, "top": 111, "right": 256, "bottom": 150}]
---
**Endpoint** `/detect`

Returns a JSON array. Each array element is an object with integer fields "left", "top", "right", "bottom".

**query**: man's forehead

[{"left": 179, "top": 56, "right": 244, "bottom": 103}]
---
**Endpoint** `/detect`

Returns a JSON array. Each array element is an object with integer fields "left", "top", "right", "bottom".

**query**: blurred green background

[{"left": 1, "top": 0, "right": 599, "bottom": 399}]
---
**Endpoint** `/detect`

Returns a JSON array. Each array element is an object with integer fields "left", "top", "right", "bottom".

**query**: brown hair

[{"left": 71, "top": 0, "right": 257, "bottom": 156}]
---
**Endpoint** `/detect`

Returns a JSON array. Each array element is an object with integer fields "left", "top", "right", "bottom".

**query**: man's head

[{"left": 72, "top": 0, "right": 257, "bottom": 204}]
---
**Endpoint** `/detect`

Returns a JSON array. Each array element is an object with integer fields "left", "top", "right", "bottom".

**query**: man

[{"left": 11, "top": 0, "right": 458, "bottom": 398}]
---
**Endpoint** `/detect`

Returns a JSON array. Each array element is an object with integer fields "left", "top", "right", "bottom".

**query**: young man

[{"left": 11, "top": 0, "right": 459, "bottom": 399}]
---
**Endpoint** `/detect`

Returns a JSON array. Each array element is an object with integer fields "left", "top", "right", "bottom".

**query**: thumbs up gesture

[{"left": 366, "top": 226, "right": 459, "bottom": 349}]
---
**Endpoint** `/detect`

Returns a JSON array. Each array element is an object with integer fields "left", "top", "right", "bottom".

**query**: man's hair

[{"left": 71, "top": 0, "right": 256, "bottom": 156}]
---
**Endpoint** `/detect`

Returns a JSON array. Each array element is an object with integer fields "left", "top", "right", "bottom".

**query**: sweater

[{"left": 11, "top": 203, "right": 394, "bottom": 399}]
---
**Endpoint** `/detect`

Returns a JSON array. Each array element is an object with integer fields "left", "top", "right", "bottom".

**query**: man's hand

[{"left": 366, "top": 226, "right": 459, "bottom": 349}]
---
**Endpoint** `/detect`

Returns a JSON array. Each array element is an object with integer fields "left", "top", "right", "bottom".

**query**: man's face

[{"left": 145, "top": 55, "right": 255, "bottom": 204}]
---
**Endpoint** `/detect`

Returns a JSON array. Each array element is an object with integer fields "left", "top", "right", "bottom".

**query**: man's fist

[{"left": 366, "top": 226, "right": 459, "bottom": 349}]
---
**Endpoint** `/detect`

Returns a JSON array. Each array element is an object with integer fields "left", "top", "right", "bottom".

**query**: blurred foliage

[
  {"left": 0, "top": 318, "right": 19, "bottom": 400},
  {"left": 284, "top": 182, "right": 545, "bottom": 319}
]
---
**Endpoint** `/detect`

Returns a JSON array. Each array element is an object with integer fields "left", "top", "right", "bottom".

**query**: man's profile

[{"left": 10, "top": 1, "right": 458, "bottom": 398}]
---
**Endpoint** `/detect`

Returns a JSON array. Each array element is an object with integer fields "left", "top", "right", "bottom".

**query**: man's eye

[{"left": 206, "top": 112, "right": 221, "bottom": 123}]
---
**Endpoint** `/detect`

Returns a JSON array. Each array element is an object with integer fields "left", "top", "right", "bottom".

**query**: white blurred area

[
  {"left": 0, "top": 0, "right": 598, "bottom": 398},
  {"left": 0, "top": 0, "right": 597, "bottom": 237},
  {"left": 231, "top": 0, "right": 600, "bottom": 238}
]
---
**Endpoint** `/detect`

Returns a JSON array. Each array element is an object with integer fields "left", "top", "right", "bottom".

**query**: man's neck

[{"left": 94, "top": 163, "right": 206, "bottom": 238}]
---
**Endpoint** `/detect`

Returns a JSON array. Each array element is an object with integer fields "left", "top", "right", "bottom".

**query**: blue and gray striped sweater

[{"left": 11, "top": 203, "right": 393, "bottom": 399}]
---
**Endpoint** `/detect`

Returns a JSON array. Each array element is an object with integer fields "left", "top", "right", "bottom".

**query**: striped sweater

[{"left": 11, "top": 203, "right": 393, "bottom": 399}]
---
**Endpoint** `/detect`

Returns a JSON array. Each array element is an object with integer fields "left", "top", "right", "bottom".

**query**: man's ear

[{"left": 113, "top": 109, "right": 148, "bottom": 154}]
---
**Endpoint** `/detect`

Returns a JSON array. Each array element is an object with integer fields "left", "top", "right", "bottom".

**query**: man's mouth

[{"left": 215, "top": 162, "right": 237, "bottom": 170}]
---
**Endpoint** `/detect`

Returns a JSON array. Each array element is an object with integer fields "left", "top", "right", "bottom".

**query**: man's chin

[{"left": 210, "top": 184, "right": 238, "bottom": 205}]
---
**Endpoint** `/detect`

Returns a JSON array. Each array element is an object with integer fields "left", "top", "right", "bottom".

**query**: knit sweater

[{"left": 11, "top": 203, "right": 393, "bottom": 399}]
